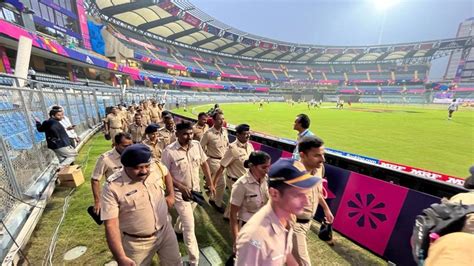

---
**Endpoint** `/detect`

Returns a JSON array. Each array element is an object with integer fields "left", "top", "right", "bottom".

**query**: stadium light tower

[{"left": 373, "top": 0, "right": 400, "bottom": 45}]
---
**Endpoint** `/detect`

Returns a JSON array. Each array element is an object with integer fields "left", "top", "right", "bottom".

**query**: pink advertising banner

[{"left": 75, "top": 0, "right": 91, "bottom": 49}]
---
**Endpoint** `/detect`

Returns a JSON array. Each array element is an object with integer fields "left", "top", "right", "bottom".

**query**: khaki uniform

[
  {"left": 425, "top": 232, "right": 474, "bottom": 266},
  {"left": 143, "top": 138, "right": 166, "bottom": 160},
  {"left": 142, "top": 108, "right": 152, "bottom": 125},
  {"left": 149, "top": 106, "right": 162, "bottom": 124},
  {"left": 126, "top": 111, "right": 136, "bottom": 125},
  {"left": 105, "top": 113, "right": 124, "bottom": 143},
  {"left": 158, "top": 128, "right": 176, "bottom": 147},
  {"left": 192, "top": 123, "right": 208, "bottom": 141},
  {"left": 235, "top": 203, "right": 294, "bottom": 265},
  {"left": 200, "top": 127, "right": 229, "bottom": 207},
  {"left": 161, "top": 140, "right": 208, "bottom": 265},
  {"left": 292, "top": 166, "right": 324, "bottom": 266},
  {"left": 128, "top": 123, "right": 146, "bottom": 143},
  {"left": 230, "top": 171, "right": 268, "bottom": 223},
  {"left": 220, "top": 140, "right": 254, "bottom": 217},
  {"left": 100, "top": 168, "right": 181, "bottom": 265},
  {"left": 91, "top": 149, "right": 122, "bottom": 181}
]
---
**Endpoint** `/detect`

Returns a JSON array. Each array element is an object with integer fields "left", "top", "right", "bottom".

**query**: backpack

[{"left": 410, "top": 201, "right": 474, "bottom": 265}]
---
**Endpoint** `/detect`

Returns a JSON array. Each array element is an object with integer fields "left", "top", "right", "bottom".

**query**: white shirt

[
  {"left": 448, "top": 102, "right": 459, "bottom": 111},
  {"left": 59, "top": 116, "right": 78, "bottom": 138}
]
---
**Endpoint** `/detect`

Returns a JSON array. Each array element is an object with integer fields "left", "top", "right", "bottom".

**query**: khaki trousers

[
  {"left": 122, "top": 219, "right": 182, "bottom": 266},
  {"left": 208, "top": 158, "right": 225, "bottom": 207},
  {"left": 174, "top": 193, "right": 199, "bottom": 265},
  {"left": 292, "top": 221, "right": 312, "bottom": 266}
]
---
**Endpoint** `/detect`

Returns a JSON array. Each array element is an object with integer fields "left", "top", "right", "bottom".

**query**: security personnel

[
  {"left": 143, "top": 124, "right": 166, "bottom": 160},
  {"left": 104, "top": 106, "right": 126, "bottom": 143},
  {"left": 125, "top": 106, "right": 136, "bottom": 125},
  {"left": 101, "top": 144, "right": 181, "bottom": 265},
  {"left": 161, "top": 121, "right": 216, "bottom": 266},
  {"left": 150, "top": 101, "right": 162, "bottom": 124},
  {"left": 235, "top": 158, "right": 320, "bottom": 265},
  {"left": 192, "top": 112, "right": 209, "bottom": 141},
  {"left": 91, "top": 133, "right": 133, "bottom": 215},
  {"left": 158, "top": 114, "right": 176, "bottom": 147},
  {"left": 201, "top": 110, "right": 229, "bottom": 213},
  {"left": 229, "top": 151, "right": 271, "bottom": 251},
  {"left": 293, "top": 136, "right": 334, "bottom": 266},
  {"left": 212, "top": 124, "right": 253, "bottom": 217},
  {"left": 128, "top": 113, "right": 146, "bottom": 143}
]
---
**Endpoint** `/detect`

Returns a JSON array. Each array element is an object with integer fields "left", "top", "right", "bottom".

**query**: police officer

[
  {"left": 161, "top": 121, "right": 216, "bottom": 266},
  {"left": 229, "top": 151, "right": 271, "bottom": 251},
  {"left": 201, "top": 110, "right": 229, "bottom": 213},
  {"left": 293, "top": 136, "right": 334, "bottom": 265},
  {"left": 192, "top": 112, "right": 209, "bottom": 141},
  {"left": 91, "top": 133, "right": 133, "bottom": 215},
  {"left": 104, "top": 106, "right": 126, "bottom": 143},
  {"left": 150, "top": 101, "right": 162, "bottom": 124},
  {"left": 128, "top": 113, "right": 146, "bottom": 144},
  {"left": 143, "top": 124, "right": 166, "bottom": 160},
  {"left": 212, "top": 124, "right": 253, "bottom": 217},
  {"left": 101, "top": 144, "right": 180, "bottom": 265},
  {"left": 158, "top": 113, "right": 176, "bottom": 147},
  {"left": 235, "top": 158, "right": 320, "bottom": 265}
]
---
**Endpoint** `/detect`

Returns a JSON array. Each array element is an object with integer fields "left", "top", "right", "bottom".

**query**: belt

[
  {"left": 208, "top": 156, "right": 222, "bottom": 160},
  {"left": 296, "top": 218, "right": 311, "bottom": 224},
  {"left": 110, "top": 127, "right": 121, "bottom": 129},
  {"left": 123, "top": 229, "right": 160, "bottom": 238},
  {"left": 227, "top": 176, "right": 238, "bottom": 182}
]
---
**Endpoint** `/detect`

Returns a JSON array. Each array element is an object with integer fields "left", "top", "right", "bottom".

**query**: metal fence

[{"left": 0, "top": 83, "right": 122, "bottom": 221}]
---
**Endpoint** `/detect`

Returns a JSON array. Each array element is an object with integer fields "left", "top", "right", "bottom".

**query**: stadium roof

[{"left": 93, "top": 0, "right": 473, "bottom": 63}]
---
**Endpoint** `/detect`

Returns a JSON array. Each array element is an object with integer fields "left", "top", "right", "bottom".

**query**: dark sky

[{"left": 191, "top": 0, "right": 473, "bottom": 46}]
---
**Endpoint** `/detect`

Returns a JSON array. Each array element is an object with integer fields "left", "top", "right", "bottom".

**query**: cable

[
  {"left": 0, "top": 219, "right": 31, "bottom": 265},
  {"left": 43, "top": 188, "right": 75, "bottom": 266}
]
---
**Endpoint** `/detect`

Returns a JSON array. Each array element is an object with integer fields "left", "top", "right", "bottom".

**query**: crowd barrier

[{"left": 172, "top": 113, "right": 467, "bottom": 265}]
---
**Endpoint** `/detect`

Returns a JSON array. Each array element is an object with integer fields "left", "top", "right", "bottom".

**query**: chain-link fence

[{"left": 0, "top": 83, "right": 113, "bottom": 221}]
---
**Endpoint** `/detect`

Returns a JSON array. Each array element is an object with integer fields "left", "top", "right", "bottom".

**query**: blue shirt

[{"left": 292, "top": 129, "right": 314, "bottom": 160}]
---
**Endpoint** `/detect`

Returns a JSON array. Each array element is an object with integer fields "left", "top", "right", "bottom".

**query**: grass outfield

[
  {"left": 23, "top": 134, "right": 384, "bottom": 265},
  {"left": 176, "top": 102, "right": 473, "bottom": 178}
]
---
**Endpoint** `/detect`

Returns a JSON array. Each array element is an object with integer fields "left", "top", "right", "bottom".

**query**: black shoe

[
  {"left": 223, "top": 216, "right": 229, "bottom": 222},
  {"left": 209, "top": 200, "right": 225, "bottom": 213}
]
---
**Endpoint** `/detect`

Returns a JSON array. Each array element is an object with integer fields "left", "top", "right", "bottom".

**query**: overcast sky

[{"left": 191, "top": 0, "right": 473, "bottom": 46}]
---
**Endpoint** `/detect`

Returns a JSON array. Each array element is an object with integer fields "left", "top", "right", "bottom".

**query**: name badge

[{"left": 125, "top": 189, "right": 138, "bottom": 196}]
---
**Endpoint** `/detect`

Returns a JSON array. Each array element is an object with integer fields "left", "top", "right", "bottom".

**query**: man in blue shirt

[
  {"left": 292, "top": 113, "right": 314, "bottom": 160},
  {"left": 35, "top": 108, "right": 77, "bottom": 167}
]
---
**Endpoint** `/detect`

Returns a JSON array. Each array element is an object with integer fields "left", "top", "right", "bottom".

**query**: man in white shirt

[
  {"left": 52, "top": 106, "right": 80, "bottom": 147},
  {"left": 447, "top": 98, "right": 459, "bottom": 120}
]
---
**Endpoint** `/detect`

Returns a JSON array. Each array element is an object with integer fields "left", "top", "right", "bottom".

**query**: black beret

[
  {"left": 145, "top": 124, "right": 160, "bottom": 134},
  {"left": 120, "top": 144, "right": 152, "bottom": 167},
  {"left": 236, "top": 124, "right": 250, "bottom": 134}
]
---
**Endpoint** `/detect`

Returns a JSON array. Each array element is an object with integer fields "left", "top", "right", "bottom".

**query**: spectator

[{"left": 35, "top": 108, "right": 77, "bottom": 167}]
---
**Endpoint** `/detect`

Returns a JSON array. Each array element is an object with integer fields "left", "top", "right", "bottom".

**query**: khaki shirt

[
  {"left": 91, "top": 149, "right": 122, "bottom": 181},
  {"left": 297, "top": 165, "right": 324, "bottom": 220},
  {"left": 220, "top": 140, "right": 254, "bottom": 179},
  {"left": 200, "top": 127, "right": 229, "bottom": 159},
  {"left": 235, "top": 203, "right": 294, "bottom": 265},
  {"left": 128, "top": 123, "right": 146, "bottom": 143},
  {"left": 230, "top": 171, "right": 269, "bottom": 222},
  {"left": 192, "top": 123, "right": 208, "bottom": 141},
  {"left": 100, "top": 166, "right": 169, "bottom": 236},
  {"left": 126, "top": 112, "right": 135, "bottom": 124},
  {"left": 158, "top": 128, "right": 176, "bottom": 147},
  {"left": 425, "top": 232, "right": 474, "bottom": 266},
  {"left": 161, "top": 140, "right": 207, "bottom": 192},
  {"left": 143, "top": 138, "right": 166, "bottom": 160},
  {"left": 142, "top": 108, "right": 152, "bottom": 123},
  {"left": 105, "top": 113, "right": 124, "bottom": 129},
  {"left": 149, "top": 106, "right": 161, "bottom": 120}
]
